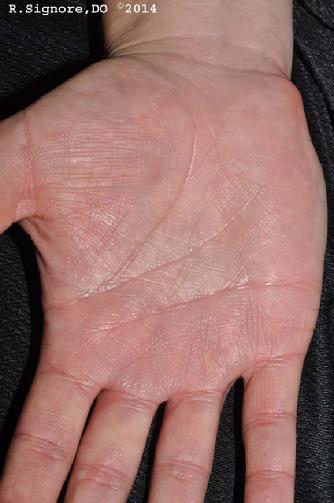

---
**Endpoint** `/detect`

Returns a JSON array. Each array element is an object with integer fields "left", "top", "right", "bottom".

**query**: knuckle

[
  {"left": 74, "top": 461, "right": 131, "bottom": 493},
  {"left": 244, "top": 410, "right": 296, "bottom": 433},
  {"left": 265, "top": 351, "right": 305, "bottom": 368},
  {"left": 99, "top": 390, "right": 156, "bottom": 418},
  {"left": 155, "top": 458, "right": 211, "bottom": 482},
  {"left": 171, "top": 390, "right": 221, "bottom": 409},
  {"left": 246, "top": 468, "right": 294, "bottom": 485},
  {"left": 13, "top": 430, "right": 70, "bottom": 464},
  {"left": 38, "top": 364, "right": 98, "bottom": 397}
]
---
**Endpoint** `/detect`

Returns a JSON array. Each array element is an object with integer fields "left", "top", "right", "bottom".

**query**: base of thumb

[{"left": 0, "top": 112, "right": 35, "bottom": 233}]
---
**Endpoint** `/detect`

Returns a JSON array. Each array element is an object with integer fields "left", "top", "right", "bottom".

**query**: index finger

[{"left": 0, "top": 363, "right": 96, "bottom": 502}]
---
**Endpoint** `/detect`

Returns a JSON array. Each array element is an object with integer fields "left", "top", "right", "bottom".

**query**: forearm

[{"left": 104, "top": 0, "right": 293, "bottom": 77}]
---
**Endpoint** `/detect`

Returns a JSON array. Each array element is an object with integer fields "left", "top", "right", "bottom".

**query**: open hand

[{"left": 0, "top": 48, "right": 326, "bottom": 502}]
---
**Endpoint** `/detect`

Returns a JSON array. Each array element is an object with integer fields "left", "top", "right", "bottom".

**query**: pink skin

[{"left": 0, "top": 51, "right": 326, "bottom": 503}]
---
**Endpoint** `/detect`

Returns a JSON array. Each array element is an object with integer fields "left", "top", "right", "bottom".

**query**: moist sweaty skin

[{"left": 0, "top": 1, "right": 327, "bottom": 502}]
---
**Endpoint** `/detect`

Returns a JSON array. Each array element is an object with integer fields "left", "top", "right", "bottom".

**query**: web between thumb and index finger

[{"left": 0, "top": 110, "right": 37, "bottom": 234}]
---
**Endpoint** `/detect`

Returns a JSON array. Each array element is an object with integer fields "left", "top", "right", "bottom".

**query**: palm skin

[{"left": 0, "top": 51, "right": 326, "bottom": 503}]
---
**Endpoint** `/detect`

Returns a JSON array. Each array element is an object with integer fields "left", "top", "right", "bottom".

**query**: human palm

[{"left": 0, "top": 53, "right": 326, "bottom": 503}]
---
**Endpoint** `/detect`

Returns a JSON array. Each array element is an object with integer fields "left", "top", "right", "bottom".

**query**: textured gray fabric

[{"left": 293, "top": 3, "right": 334, "bottom": 502}]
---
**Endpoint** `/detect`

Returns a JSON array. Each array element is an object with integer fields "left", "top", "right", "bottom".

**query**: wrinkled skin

[{"left": 0, "top": 49, "right": 326, "bottom": 503}]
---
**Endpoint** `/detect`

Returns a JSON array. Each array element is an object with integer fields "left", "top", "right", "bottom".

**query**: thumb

[{"left": 0, "top": 111, "right": 35, "bottom": 233}]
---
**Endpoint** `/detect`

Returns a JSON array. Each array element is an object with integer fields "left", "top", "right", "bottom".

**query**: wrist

[{"left": 104, "top": 0, "right": 293, "bottom": 77}]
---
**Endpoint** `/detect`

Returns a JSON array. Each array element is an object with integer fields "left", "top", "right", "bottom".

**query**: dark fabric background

[{"left": 0, "top": 1, "right": 333, "bottom": 501}]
